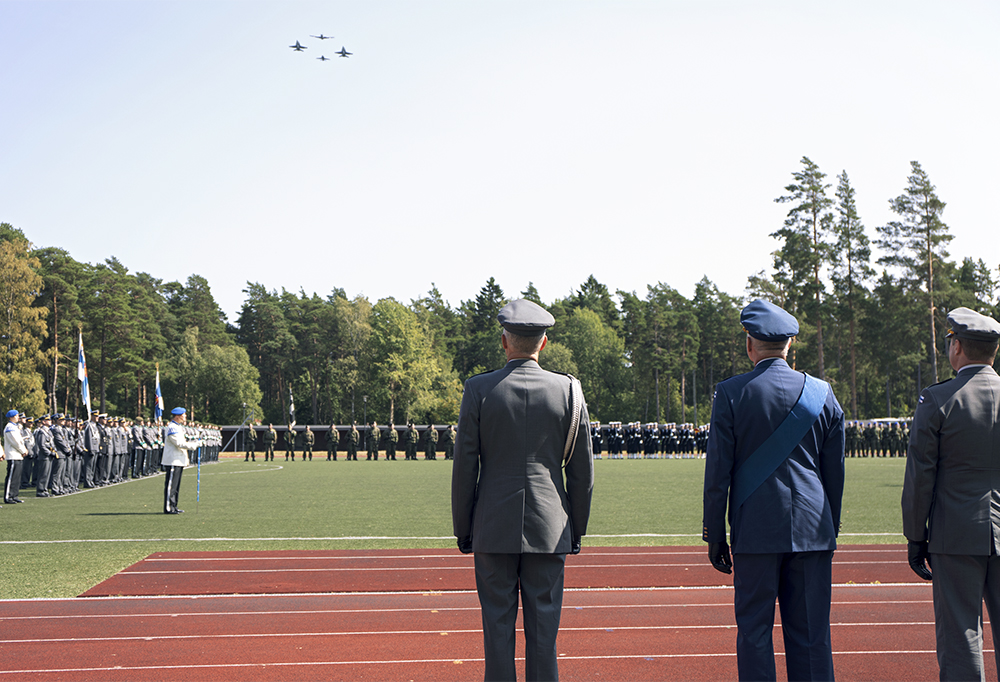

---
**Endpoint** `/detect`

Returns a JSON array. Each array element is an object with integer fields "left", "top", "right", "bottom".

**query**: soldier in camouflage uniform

[
  {"left": 303, "top": 425, "right": 315, "bottom": 461},
  {"left": 347, "top": 423, "right": 359, "bottom": 461},
  {"left": 245, "top": 425, "right": 256, "bottom": 462},
  {"left": 441, "top": 424, "right": 455, "bottom": 460},
  {"left": 405, "top": 422, "right": 419, "bottom": 460},
  {"left": 366, "top": 421, "right": 380, "bottom": 461},
  {"left": 385, "top": 423, "right": 398, "bottom": 461},
  {"left": 262, "top": 424, "right": 277, "bottom": 461},
  {"left": 284, "top": 426, "right": 297, "bottom": 461},
  {"left": 424, "top": 424, "right": 438, "bottom": 460},
  {"left": 327, "top": 424, "right": 338, "bottom": 460}
]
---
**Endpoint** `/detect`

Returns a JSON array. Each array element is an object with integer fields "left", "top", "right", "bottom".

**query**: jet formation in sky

[{"left": 289, "top": 33, "right": 352, "bottom": 62}]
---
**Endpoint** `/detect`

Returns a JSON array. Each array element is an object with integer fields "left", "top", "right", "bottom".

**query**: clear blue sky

[{"left": 2, "top": 0, "right": 997, "bottom": 321}]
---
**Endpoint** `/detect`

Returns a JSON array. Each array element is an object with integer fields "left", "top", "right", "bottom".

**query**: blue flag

[
  {"left": 78, "top": 330, "right": 91, "bottom": 420},
  {"left": 154, "top": 368, "right": 164, "bottom": 423}
]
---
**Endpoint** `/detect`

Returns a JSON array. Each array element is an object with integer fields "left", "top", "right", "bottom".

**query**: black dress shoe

[
  {"left": 165, "top": 509, "right": 180, "bottom": 514},
  {"left": 36, "top": 492, "right": 51, "bottom": 498},
  {"left": 4, "top": 499, "right": 16, "bottom": 504}
]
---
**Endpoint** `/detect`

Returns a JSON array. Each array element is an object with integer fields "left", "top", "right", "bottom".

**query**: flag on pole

[
  {"left": 288, "top": 385, "right": 296, "bottom": 429},
  {"left": 154, "top": 366, "right": 164, "bottom": 423},
  {"left": 78, "top": 330, "right": 91, "bottom": 420}
]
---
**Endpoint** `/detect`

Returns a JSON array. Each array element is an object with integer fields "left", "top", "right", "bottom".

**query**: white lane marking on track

[
  {"left": 0, "top": 582, "right": 931, "bottom": 609},
  {"left": 0, "top": 620, "right": 943, "bottom": 645},
  {"left": 0, "top": 596, "right": 935, "bottom": 623},
  {"left": 0, "top": 649, "right": 955, "bottom": 675},
  {"left": 0, "top": 533, "right": 906, "bottom": 545}
]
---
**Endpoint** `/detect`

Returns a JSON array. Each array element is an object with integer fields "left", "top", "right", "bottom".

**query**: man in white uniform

[
  {"left": 162, "top": 407, "right": 201, "bottom": 515},
  {"left": 3, "top": 409, "right": 28, "bottom": 505}
]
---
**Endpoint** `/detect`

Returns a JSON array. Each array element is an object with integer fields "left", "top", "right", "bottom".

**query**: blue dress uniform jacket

[{"left": 703, "top": 357, "right": 845, "bottom": 554}]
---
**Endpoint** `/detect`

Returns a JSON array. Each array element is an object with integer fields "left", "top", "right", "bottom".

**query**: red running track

[
  {"left": 81, "top": 545, "right": 920, "bottom": 597},
  {"left": 0, "top": 546, "right": 990, "bottom": 681}
]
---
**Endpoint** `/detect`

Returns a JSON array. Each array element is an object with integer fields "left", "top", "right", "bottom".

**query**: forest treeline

[{"left": 1, "top": 158, "right": 995, "bottom": 426}]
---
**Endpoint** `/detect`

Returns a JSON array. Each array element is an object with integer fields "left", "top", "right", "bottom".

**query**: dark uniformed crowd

[
  {"left": 592, "top": 421, "right": 710, "bottom": 458},
  {"left": 2, "top": 411, "right": 221, "bottom": 504}
]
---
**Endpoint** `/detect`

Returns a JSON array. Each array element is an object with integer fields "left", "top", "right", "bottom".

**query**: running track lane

[
  {"left": 1, "top": 584, "right": 986, "bottom": 681},
  {"left": 81, "top": 545, "right": 921, "bottom": 597}
]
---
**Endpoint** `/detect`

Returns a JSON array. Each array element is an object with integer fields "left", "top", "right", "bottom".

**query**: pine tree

[
  {"left": 831, "top": 171, "right": 873, "bottom": 419},
  {"left": 876, "top": 161, "right": 954, "bottom": 384},
  {"left": 772, "top": 156, "right": 834, "bottom": 378}
]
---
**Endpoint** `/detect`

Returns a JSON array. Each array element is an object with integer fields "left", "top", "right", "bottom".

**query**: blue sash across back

[{"left": 730, "top": 374, "right": 828, "bottom": 510}]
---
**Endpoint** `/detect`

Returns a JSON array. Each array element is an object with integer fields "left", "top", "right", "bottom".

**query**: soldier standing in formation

[
  {"left": 262, "top": 424, "right": 276, "bottom": 461},
  {"left": 366, "top": 421, "right": 380, "bottom": 461},
  {"left": 441, "top": 424, "right": 455, "bottom": 460},
  {"left": 385, "top": 423, "right": 398, "bottom": 460},
  {"left": 20, "top": 417, "right": 35, "bottom": 490},
  {"left": 327, "top": 424, "right": 338, "bottom": 460},
  {"left": 424, "top": 424, "right": 438, "bottom": 460},
  {"left": 405, "top": 422, "right": 419, "bottom": 460},
  {"left": 591, "top": 421, "right": 603, "bottom": 456},
  {"left": 284, "top": 425, "right": 296, "bottom": 461},
  {"left": 33, "top": 414, "right": 57, "bottom": 497},
  {"left": 245, "top": 425, "right": 256, "bottom": 462},
  {"left": 347, "top": 423, "right": 359, "bottom": 460},
  {"left": 303, "top": 425, "right": 315, "bottom": 460}
]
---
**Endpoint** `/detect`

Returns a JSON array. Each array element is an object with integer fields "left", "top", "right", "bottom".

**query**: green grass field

[{"left": 0, "top": 456, "right": 908, "bottom": 599}]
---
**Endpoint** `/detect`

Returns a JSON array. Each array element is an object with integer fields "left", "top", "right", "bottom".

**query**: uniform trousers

[
  {"left": 50, "top": 457, "right": 66, "bottom": 491},
  {"left": 733, "top": 550, "right": 834, "bottom": 682},
  {"left": 930, "top": 552, "right": 1000, "bottom": 681},
  {"left": 35, "top": 456, "right": 53, "bottom": 493},
  {"left": 163, "top": 465, "right": 184, "bottom": 513},
  {"left": 474, "top": 552, "right": 566, "bottom": 682},
  {"left": 4, "top": 460, "right": 23, "bottom": 501}
]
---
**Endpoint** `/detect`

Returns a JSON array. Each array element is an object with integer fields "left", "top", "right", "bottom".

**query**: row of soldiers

[
  {"left": 592, "top": 421, "right": 710, "bottom": 458},
  {"left": 845, "top": 420, "right": 911, "bottom": 457},
  {"left": 10, "top": 412, "right": 222, "bottom": 498},
  {"left": 244, "top": 423, "right": 457, "bottom": 462}
]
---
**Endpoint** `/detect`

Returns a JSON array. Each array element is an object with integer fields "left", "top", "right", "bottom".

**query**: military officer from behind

[
  {"left": 902, "top": 307, "right": 1000, "bottom": 680},
  {"left": 452, "top": 299, "right": 594, "bottom": 682},
  {"left": 702, "top": 299, "right": 845, "bottom": 682}
]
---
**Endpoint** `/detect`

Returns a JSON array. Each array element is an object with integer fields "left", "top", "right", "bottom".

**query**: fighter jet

[
  {"left": 289, "top": 40, "right": 307, "bottom": 51},
  {"left": 311, "top": 34, "right": 333, "bottom": 40},
  {"left": 337, "top": 46, "right": 352, "bottom": 58},
  {"left": 317, "top": 55, "right": 330, "bottom": 61}
]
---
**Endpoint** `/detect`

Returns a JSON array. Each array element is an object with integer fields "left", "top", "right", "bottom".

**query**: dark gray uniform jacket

[
  {"left": 452, "top": 358, "right": 594, "bottom": 554},
  {"left": 902, "top": 365, "right": 1000, "bottom": 554}
]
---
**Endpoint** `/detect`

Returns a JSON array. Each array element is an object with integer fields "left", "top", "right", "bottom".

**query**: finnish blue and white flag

[
  {"left": 288, "top": 385, "right": 296, "bottom": 429},
  {"left": 78, "top": 330, "right": 91, "bottom": 419},
  {"left": 154, "top": 368, "right": 164, "bottom": 423}
]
